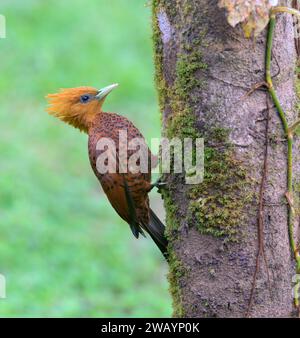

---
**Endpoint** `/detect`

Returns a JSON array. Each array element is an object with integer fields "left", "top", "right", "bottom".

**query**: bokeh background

[{"left": 0, "top": 0, "right": 171, "bottom": 317}]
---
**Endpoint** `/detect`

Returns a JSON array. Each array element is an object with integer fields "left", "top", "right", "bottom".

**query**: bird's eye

[{"left": 80, "top": 94, "right": 91, "bottom": 103}]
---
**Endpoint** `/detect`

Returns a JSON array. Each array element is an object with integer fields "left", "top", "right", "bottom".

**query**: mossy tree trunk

[{"left": 152, "top": 0, "right": 300, "bottom": 317}]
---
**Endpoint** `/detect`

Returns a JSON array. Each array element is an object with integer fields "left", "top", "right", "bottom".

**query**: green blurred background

[{"left": 0, "top": 0, "right": 171, "bottom": 317}]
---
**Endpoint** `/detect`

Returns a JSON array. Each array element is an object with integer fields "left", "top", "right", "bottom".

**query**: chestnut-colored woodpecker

[{"left": 46, "top": 84, "right": 168, "bottom": 259}]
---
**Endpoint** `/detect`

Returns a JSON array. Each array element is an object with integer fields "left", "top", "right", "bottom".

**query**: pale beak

[{"left": 96, "top": 83, "right": 119, "bottom": 100}]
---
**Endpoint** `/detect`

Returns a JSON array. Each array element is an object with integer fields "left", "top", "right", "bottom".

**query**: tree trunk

[{"left": 152, "top": 0, "right": 299, "bottom": 317}]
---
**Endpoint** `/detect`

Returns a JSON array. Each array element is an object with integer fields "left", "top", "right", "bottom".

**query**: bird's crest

[{"left": 46, "top": 87, "right": 100, "bottom": 133}]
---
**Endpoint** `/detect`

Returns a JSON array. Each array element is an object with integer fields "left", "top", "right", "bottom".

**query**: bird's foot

[{"left": 150, "top": 177, "right": 167, "bottom": 193}]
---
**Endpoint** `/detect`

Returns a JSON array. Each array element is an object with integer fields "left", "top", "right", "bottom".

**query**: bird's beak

[{"left": 96, "top": 83, "right": 118, "bottom": 100}]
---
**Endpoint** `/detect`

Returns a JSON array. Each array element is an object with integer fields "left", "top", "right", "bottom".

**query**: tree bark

[{"left": 152, "top": 0, "right": 299, "bottom": 317}]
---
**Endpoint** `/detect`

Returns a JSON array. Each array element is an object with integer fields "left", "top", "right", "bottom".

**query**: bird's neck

[{"left": 84, "top": 111, "right": 105, "bottom": 133}]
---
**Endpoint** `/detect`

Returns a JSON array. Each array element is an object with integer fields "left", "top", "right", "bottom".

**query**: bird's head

[{"left": 46, "top": 84, "right": 118, "bottom": 132}]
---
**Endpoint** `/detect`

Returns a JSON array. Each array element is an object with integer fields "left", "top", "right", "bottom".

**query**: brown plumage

[{"left": 46, "top": 85, "right": 168, "bottom": 259}]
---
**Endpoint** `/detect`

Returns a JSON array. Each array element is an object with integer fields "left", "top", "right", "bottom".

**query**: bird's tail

[{"left": 143, "top": 209, "right": 168, "bottom": 260}]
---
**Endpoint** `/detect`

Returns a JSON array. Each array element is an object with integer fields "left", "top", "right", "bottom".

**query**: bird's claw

[{"left": 150, "top": 176, "right": 167, "bottom": 193}]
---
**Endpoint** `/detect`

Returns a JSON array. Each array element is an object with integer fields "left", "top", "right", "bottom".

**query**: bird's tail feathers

[{"left": 143, "top": 209, "right": 168, "bottom": 260}]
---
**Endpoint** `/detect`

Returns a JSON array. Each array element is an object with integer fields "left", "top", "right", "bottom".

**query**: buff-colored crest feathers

[{"left": 46, "top": 86, "right": 100, "bottom": 133}]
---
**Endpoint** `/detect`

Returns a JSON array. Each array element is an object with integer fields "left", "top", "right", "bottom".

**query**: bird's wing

[
  {"left": 99, "top": 172, "right": 147, "bottom": 238},
  {"left": 87, "top": 112, "right": 152, "bottom": 238},
  {"left": 98, "top": 171, "right": 168, "bottom": 258}
]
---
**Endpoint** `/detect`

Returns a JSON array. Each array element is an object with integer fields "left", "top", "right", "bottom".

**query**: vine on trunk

[{"left": 262, "top": 6, "right": 300, "bottom": 313}]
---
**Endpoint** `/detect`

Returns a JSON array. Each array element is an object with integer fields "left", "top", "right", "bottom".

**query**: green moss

[
  {"left": 187, "top": 128, "right": 254, "bottom": 241},
  {"left": 152, "top": 0, "right": 207, "bottom": 137},
  {"left": 293, "top": 181, "right": 300, "bottom": 217},
  {"left": 175, "top": 51, "right": 207, "bottom": 100},
  {"left": 162, "top": 189, "right": 179, "bottom": 236},
  {"left": 165, "top": 47, "right": 207, "bottom": 140},
  {"left": 166, "top": 50, "right": 207, "bottom": 140},
  {"left": 152, "top": 1, "right": 166, "bottom": 115},
  {"left": 152, "top": 0, "right": 187, "bottom": 317},
  {"left": 167, "top": 251, "right": 186, "bottom": 317},
  {"left": 161, "top": 189, "right": 186, "bottom": 317}
]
